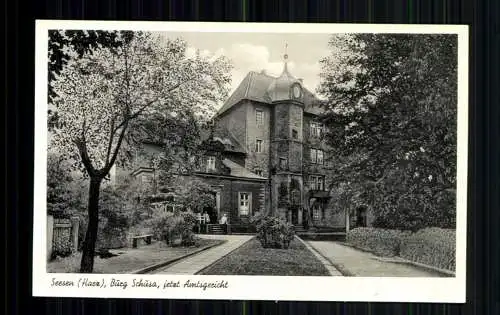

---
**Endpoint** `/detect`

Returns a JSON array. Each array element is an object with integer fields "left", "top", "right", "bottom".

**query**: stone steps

[{"left": 206, "top": 224, "right": 226, "bottom": 235}]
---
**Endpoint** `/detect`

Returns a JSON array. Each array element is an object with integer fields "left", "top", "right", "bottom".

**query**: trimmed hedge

[
  {"left": 230, "top": 224, "right": 257, "bottom": 234},
  {"left": 400, "top": 227, "right": 455, "bottom": 271},
  {"left": 346, "top": 227, "right": 456, "bottom": 271},
  {"left": 346, "top": 227, "right": 409, "bottom": 257}
]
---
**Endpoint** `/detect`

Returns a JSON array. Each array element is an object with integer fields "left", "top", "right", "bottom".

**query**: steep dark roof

[
  {"left": 221, "top": 159, "right": 267, "bottom": 180},
  {"left": 212, "top": 127, "right": 247, "bottom": 154},
  {"left": 215, "top": 71, "right": 323, "bottom": 117}
]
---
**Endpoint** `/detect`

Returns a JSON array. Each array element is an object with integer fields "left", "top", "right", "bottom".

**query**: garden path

[
  {"left": 307, "top": 241, "right": 444, "bottom": 277},
  {"left": 152, "top": 234, "right": 253, "bottom": 275}
]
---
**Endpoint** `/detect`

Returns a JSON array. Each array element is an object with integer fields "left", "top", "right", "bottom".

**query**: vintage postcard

[{"left": 33, "top": 20, "right": 468, "bottom": 302}]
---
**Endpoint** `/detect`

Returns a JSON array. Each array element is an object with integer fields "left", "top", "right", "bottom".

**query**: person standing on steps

[
  {"left": 219, "top": 213, "right": 228, "bottom": 234},
  {"left": 203, "top": 211, "right": 211, "bottom": 233}
]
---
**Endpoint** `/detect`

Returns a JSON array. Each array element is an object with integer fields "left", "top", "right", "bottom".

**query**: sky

[{"left": 161, "top": 32, "right": 334, "bottom": 108}]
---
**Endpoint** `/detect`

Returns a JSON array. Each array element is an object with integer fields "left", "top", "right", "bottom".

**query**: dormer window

[
  {"left": 141, "top": 173, "right": 153, "bottom": 185},
  {"left": 206, "top": 156, "right": 216, "bottom": 171}
]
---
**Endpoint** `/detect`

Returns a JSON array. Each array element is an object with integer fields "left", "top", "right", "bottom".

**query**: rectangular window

[
  {"left": 310, "top": 148, "right": 324, "bottom": 164},
  {"left": 312, "top": 203, "right": 322, "bottom": 221},
  {"left": 310, "top": 148, "right": 317, "bottom": 163},
  {"left": 206, "top": 156, "right": 216, "bottom": 171},
  {"left": 239, "top": 192, "right": 251, "bottom": 216},
  {"left": 292, "top": 129, "right": 298, "bottom": 139},
  {"left": 279, "top": 157, "right": 288, "bottom": 169},
  {"left": 256, "top": 109, "right": 264, "bottom": 125},
  {"left": 164, "top": 195, "right": 176, "bottom": 212},
  {"left": 309, "top": 176, "right": 315, "bottom": 190},
  {"left": 310, "top": 122, "right": 322, "bottom": 138},
  {"left": 255, "top": 139, "right": 263, "bottom": 153},
  {"left": 310, "top": 175, "right": 325, "bottom": 190},
  {"left": 317, "top": 150, "right": 324, "bottom": 164}
]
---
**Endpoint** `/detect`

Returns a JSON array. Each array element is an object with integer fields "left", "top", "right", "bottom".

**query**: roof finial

[{"left": 281, "top": 43, "right": 290, "bottom": 76}]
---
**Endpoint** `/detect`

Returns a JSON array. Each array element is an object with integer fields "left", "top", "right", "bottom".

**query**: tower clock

[{"left": 291, "top": 83, "right": 302, "bottom": 100}]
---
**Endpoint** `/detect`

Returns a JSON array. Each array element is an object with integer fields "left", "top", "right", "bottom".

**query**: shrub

[
  {"left": 346, "top": 227, "right": 410, "bottom": 257},
  {"left": 151, "top": 211, "right": 197, "bottom": 247},
  {"left": 255, "top": 216, "right": 295, "bottom": 249},
  {"left": 47, "top": 252, "right": 104, "bottom": 273},
  {"left": 51, "top": 225, "right": 73, "bottom": 258},
  {"left": 400, "top": 227, "right": 455, "bottom": 271}
]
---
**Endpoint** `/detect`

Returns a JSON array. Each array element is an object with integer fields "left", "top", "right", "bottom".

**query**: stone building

[
  {"left": 207, "top": 54, "right": 345, "bottom": 228},
  {"left": 124, "top": 54, "right": 350, "bottom": 230}
]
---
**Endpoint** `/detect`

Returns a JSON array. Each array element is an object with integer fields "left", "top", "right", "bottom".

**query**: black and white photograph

[{"left": 33, "top": 21, "right": 468, "bottom": 302}]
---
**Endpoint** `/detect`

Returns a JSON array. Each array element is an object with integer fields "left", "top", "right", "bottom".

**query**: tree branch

[
  {"left": 103, "top": 120, "right": 128, "bottom": 176},
  {"left": 112, "top": 79, "right": 194, "bottom": 133},
  {"left": 74, "top": 137, "right": 96, "bottom": 176},
  {"left": 105, "top": 115, "right": 117, "bottom": 165}
]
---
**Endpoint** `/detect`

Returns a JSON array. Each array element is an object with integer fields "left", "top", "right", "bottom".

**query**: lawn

[
  {"left": 198, "top": 237, "right": 330, "bottom": 276},
  {"left": 47, "top": 237, "right": 225, "bottom": 274}
]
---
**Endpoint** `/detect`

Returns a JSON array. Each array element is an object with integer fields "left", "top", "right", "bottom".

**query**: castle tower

[{"left": 267, "top": 50, "right": 305, "bottom": 224}]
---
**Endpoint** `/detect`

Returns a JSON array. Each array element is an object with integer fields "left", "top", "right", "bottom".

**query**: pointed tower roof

[
  {"left": 266, "top": 46, "right": 302, "bottom": 103},
  {"left": 214, "top": 44, "right": 322, "bottom": 117}
]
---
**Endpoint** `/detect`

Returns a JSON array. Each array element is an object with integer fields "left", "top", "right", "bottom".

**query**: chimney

[
  {"left": 260, "top": 69, "right": 267, "bottom": 75},
  {"left": 298, "top": 78, "right": 303, "bottom": 83}
]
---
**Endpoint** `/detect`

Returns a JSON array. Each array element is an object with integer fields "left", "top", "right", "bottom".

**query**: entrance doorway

[
  {"left": 203, "top": 206, "right": 218, "bottom": 224},
  {"left": 290, "top": 206, "right": 299, "bottom": 225},
  {"left": 355, "top": 206, "right": 367, "bottom": 227}
]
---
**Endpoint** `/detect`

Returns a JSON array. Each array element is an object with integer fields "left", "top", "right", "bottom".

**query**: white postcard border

[{"left": 33, "top": 20, "right": 469, "bottom": 303}]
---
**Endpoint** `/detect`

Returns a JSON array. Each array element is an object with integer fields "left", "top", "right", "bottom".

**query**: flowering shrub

[
  {"left": 346, "top": 227, "right": 410, "bottom": 257},
  {"left": 255, "top": 216, "right": 295, "bottom": 249},
  {"left": 400, "top": 227, "right": 455, "bottom": 271}
]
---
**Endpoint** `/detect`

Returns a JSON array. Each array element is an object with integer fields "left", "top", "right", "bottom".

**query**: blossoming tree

[{"left": 50, "top": 31, "right": 232, "bottom": 272}]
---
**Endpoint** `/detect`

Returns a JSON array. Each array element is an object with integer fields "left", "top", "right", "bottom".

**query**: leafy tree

[
  {"left": 47, "top": 152, "right": 86, "bottom": 217},
  {"left": 136, "top": 109, "right": 218, "bottom": 214},
  {"left": 48, "top": 30, "right": 132, "bottom": 102},
  {"left": 171, "top": 178, "right": 216, "bottom": 213},
  {"left": 50, "top": 31, "right": 231, "bottom": 272},
  {"left": 318, "top": 34, "right": 457, "bottom": 230},
  {"left": 48, "top": 30, "right": 133, "bottom": 129}
]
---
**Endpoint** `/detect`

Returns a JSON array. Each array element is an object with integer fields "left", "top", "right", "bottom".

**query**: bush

[
  {"left": 346, "top": 227, "right": 410, "bottom": 257},
  {"left": 151, "top": 211, "right": 197, "bottom": 247},
  {"left": 51, "top": 225, "right": 73, "bottom": 258},
  {"left": 47, "top": 252, "right": 104, "bottom": 273},
  {"left": 255, "top": 216, "right": 295, "bottom": 249},
  {"left": 400, "top": 227, "right": 455, "bottom": 271}
]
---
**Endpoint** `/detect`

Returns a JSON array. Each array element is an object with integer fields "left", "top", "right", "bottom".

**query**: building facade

[
  {"left": 209, "top": 55, "right": 344, "bottom": 228},
  {"left": 125, "top": 55, "right": 350, "bottom": 230}
]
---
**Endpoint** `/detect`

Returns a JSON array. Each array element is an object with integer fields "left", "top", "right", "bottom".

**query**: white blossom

[{"left": 51, "top": 32, "right": 232, "bottom": 175}]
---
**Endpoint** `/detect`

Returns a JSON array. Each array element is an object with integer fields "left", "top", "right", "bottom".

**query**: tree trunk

[{"left": 80, "top": 176, "right": 103, "bottom": 273}]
